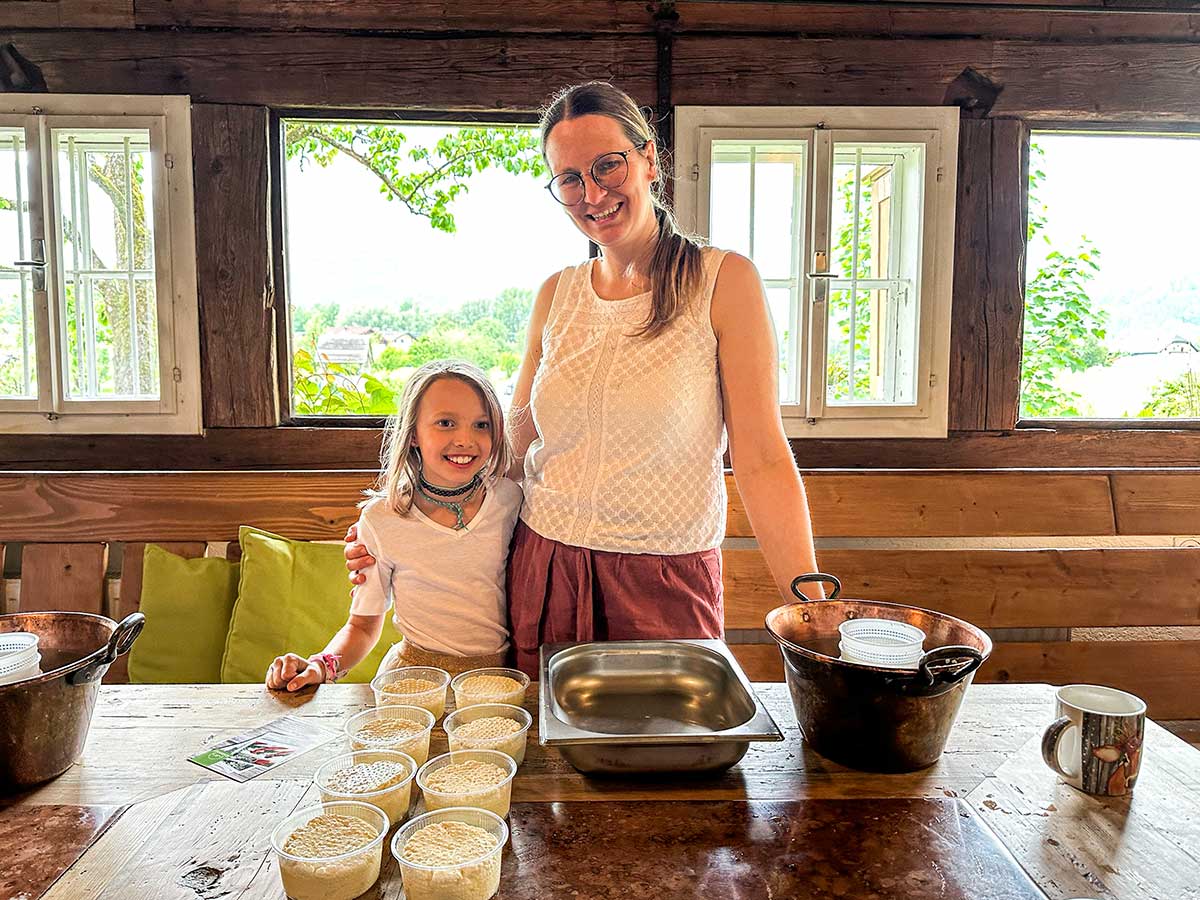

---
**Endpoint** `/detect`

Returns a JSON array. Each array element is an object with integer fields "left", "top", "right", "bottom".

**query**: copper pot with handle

[
  {"left": 765, "top": 573, "right": 991, "bottom": 773},
  {"left": 0, "top": 611, "right": 144, "bottom": 792}
]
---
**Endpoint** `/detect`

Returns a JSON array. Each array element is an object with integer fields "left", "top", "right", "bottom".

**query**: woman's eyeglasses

[{"left": 546, "top": 142, "right": 649, "bottom": 206}]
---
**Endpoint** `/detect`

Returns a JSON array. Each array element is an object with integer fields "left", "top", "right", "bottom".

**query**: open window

[
  {"left": 675, "top": 107, "right": 958, "bottom": 438},
  {"left": 0, "top": 94, "right": 200, "bottom": 434}
]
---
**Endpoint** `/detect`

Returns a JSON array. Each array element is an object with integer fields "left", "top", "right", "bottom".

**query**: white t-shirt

[{"left": 349, "top": 477, "right": 523, "bottom": 657}]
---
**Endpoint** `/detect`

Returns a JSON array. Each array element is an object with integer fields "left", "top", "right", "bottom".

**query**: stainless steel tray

[{"left": 538, "top": 639, "right": 783, "bottom": 774}]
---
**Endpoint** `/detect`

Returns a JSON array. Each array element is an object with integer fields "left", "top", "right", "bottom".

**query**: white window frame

[
  {"left": 0, "top": 94, "right": 200, "bottom": 434},
  {"left": 675, "top": 106, "right": 958, "bottom": 438}
]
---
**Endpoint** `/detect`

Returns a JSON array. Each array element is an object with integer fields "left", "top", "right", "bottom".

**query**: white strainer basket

[
  {"left": 838, "top": 618, "right": 925, "bottom": 669},
  {"left": 0, "top": 633, "right": 41, "bottom": 686}
]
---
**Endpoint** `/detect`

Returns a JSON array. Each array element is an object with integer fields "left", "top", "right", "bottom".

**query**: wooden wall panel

[
  {"left": 0, "top": 31, "right": 658, "bottom": 109},
  {"left": 1, "top": 470, "right": 1119, "bottom": 542},
  {"left": 18, "top": 543, "right": 107, "bottom": 614},
  {"left": 949, "top": 118, "right": 1028, "bottom": 431},
  {"left": 672, "top": 37, "right": 1200, "bottom": 121},
  {"left": 732, "top": 640, "right": 1200, "bottom": 719},
  {"left": 1112, "top": 472, "right": 1200, "bottom": 534},
  {"left": 194, "top": 104, "right": 278, "bottom": 428},
  {"left": 0, "top": 472, "right": 373, "bottom": 542},
  {"left": 722, "top": 546, "right": 1200, "bottom": 629},
  {"left": 727, "top": 472, "right": 1115, "bottom": 538}
]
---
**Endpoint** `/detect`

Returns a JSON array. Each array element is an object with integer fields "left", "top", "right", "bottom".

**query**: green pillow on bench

[
  {"left": 128, "top": 544, "right": 240, "bottom": 684},
  {"left": 219, "top": 525, "right": 399, "bottom": 684}
]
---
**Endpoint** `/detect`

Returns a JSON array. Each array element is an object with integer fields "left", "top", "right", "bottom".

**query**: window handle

[{"left": 13, "top": 239, "right": 45, "bottom": 290}]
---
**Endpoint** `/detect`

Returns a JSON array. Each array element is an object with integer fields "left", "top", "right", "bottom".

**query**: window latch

[
  {"left": 13, "top": 238, "right": 46, "bottom": 291},
  {"left": 807, "top": 250, "right": 840, "bottom": 279}
]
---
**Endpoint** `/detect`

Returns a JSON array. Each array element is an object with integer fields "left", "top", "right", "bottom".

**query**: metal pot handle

[
  {"left": 790, "top": 573, "right": 842, "bottom": 601},
  {"left": 68, "top": 613, "right": 145, "bottom": 686},
  {"left": 917, "top": 644, "right": 984, "bottom": 687}
]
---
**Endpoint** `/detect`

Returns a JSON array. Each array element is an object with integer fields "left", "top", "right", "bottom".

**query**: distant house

[
  {"left": 317, "top": 327, "right": 374, "bottom": 365},
  {"left": 1163, "top": 337, "right": 1199, "bottom": 355},
  {"left": 381, "top": 331, "right": 416, "bottom": 352}
]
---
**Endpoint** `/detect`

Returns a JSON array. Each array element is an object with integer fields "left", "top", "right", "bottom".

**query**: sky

[{"left": 282, "top": 123, "right": 588, "bottom": 312}]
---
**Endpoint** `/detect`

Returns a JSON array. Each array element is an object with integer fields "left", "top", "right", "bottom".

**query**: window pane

[
  {"left": 1023, "top": 133, "right": 1200, "bottom": 419},
  {"left": 55, "top": 128, "right": 159, "bottom": 401},
  {"left": 826, "top": 142, "right": 923, "bottom": 406},
  {"left": 0, "top": 126, "right": 35, "bottom": 399},
  {"left": 282, "top": 120, "right": 587, "bottom": 417},
  {"left": 709, "top": 141, "right": 805, "bottom": 404}
]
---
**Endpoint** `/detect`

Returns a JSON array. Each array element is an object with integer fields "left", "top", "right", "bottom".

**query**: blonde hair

[
  {"left": 366, "top": 359, "right": 511, "bottom": 515},
  {"left": 540, "top": 81, "right": 706, "bottom": 339}
]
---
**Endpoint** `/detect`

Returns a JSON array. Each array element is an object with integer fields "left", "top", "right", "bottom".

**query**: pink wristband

[{"left": 310, "top": 653, "right": 342, "bottom": 683}]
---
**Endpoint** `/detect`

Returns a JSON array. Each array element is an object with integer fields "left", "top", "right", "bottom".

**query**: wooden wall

[{"left": 2, "top": 0, "right": 1200, "bottom": 469}]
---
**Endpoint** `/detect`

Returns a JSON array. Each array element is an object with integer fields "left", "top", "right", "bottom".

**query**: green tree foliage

[
  {"left": 284, "top": 123, "right": 546, "bottom": 233},
  {"left": 1020, "top": 144, "right": 1109, "bottom": 417},
  {"left": 826, "top": 168, "right": 874, "bottom": 402},
  {"left": 1140, "top": 368, "right": 1200, "bottom": 417}
]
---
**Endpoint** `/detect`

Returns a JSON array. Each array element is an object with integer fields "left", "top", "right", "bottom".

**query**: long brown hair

[
  {"left": 540, "top": 81, "right": 705, "bottom": 338},
  {"left": 364, "top": 359, "right": 512, "bottom": 515}
]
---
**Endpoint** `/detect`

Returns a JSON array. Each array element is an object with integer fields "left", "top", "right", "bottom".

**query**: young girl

[{"left": 266, "top": 359, "right": 523, "bottom": 692}]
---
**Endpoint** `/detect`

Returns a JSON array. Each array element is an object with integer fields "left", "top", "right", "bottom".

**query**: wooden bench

[{"left": 2, "top": 470, "right": 1198, "bottom": 726}]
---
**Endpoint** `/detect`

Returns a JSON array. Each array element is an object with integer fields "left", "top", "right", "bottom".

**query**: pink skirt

[{"left": 505, "top": 519, "right": 724, "bottom": 676}]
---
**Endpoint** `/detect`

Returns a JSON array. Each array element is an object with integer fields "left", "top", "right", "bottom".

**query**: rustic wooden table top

[{"left": 4, "top": 683, "right": 1198, "bottom": 900}]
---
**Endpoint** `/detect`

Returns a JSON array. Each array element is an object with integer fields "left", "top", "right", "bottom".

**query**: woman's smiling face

[
  {"left": 544, "top": 113, "right": 657, "bottom": 251},
  {"left": 412, "top": 376, "right": 493, "bottom": 487}
]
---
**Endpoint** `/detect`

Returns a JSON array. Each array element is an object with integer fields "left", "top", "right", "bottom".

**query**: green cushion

[
  {"left": 128, "top": 544, "right": 240, "bottom": 684},
  {"left": 219, "top": 525, "right": 399, "bottom": 684}
]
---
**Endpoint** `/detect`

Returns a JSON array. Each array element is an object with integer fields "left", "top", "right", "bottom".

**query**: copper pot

[
  {"left": 0, "top": 611, "right": 144, "bottom": 792},
  {"left": 766, "top": 574, "right": 991, "bottom": 773}
]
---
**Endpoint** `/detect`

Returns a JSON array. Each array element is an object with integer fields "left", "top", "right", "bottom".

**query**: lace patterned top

[{"left": 520, "top": 247, "right": 729, "bottom": 554}]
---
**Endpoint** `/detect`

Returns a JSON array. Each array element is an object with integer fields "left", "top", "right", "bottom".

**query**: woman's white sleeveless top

[{"left": 521, "top": 247, "right": 728, "bottom": 555}]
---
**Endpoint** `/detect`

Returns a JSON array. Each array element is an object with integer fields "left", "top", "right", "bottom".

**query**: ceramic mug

[{"left": 1041, "top": 684, "right": 1145, "bottom": 796}]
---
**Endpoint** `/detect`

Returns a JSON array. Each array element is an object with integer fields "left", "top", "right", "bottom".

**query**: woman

[{"left": 346, "top": 82, "right": 820, "bottom": 675}]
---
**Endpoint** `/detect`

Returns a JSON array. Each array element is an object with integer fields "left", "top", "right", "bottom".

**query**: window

[
  {"left": 0, "top": 95, "right": 199, "bottom": 434},
  {"left": 1021, "top": 131, "right": 1200, "bottom": 421},
  {"left": 675, "top": 107, "right": 958, "bottom": 437},
  {"left": 277, "top": 115, "right": 587, "bottom": 419}
]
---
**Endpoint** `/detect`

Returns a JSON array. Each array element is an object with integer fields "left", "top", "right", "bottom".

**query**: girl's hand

[
  {"left": 343, "top": 523, "right": 376, "bottom": 586},
  {"left": 266, "top": 653, "right": 324, "bottom": 692}
]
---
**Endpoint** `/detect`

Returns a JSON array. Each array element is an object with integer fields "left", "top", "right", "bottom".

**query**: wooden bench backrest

[{"left": 2, "top": 470, "right": 1197, "bottom": 717}]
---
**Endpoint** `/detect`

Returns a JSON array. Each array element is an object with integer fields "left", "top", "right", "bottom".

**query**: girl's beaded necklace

[{"left": 415, "top": 472, "right": 482, "bottom": 530}]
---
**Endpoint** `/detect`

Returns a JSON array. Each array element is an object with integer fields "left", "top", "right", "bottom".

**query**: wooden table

[{"left": 4, "top": 683, "right": 1198, "bottom": 899}]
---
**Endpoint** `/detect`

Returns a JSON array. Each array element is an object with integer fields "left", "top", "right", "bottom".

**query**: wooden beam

[
  {"left": 672, "top": 1, "right": 1200, "bottom": 41},
  {"left": 727, "top": 471, "right": 1116, "bottom": 537},
  {"left": 0, "top": 31, "right": 658, "bottom": 109},
  {"left": 133, "top": 0, "right": 657, "bottom": 33},
  {"left": 732, "top": 640, "right": 1200, "bottom": 719},
  {"left": 949, "top": 118, "right": 1028, "bottom": 430},
  {"left": 18, "top": 543, "right": 107, "bottom": 614},
  {"left": 9, "top": 427, "right": 1200, "bottom": 471},
  {"left": 1111, "top": 472, "right": 1200, "bottom": 534},
  {"left": 0, "top": 0, "right": 132, "bottom": 29},
  {"left": 672, "top": 37, "right": 1200, "bottom": 121},
  {"left": 194, "top": 104, "right": 278, "bottom": 428},
  {"left": 722, "top": 546, "right": 1200, "bottom": 629}
]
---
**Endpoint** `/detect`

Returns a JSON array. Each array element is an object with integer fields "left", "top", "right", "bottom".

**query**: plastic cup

[
  {"left": 391, "top": 806, "right": 508, "bottom": 900},
  {"left": 0, "top": 633, "right": 42, "bottom": 686},
  {"left": 371, "top": 666, "right": 451, "bottom": 720},
  {"left": 450, "top": 667, "right": 530, "bottom": 710},
  {"left": 270, "top": 800, "right": 387, "bottom": 900},
  {"left": 444, "top": 703, "right": 532, "bottom": 766},
  {"left": 416, "top": 749, "right": 517, "bottom": 819},
  {"left": 314, "top": 749, "right": 417, "bottom": 827},
  {"left": 344, "top": 705, "right": 435, "bottom": 764}
]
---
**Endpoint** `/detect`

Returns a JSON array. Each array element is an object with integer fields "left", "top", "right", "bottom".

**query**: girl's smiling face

[
  {"left": 412, "top": 376, "right": 494, "bottom": 487},
  {"left": 544, "top": 113, "right": 658, "bottom": 251}
]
